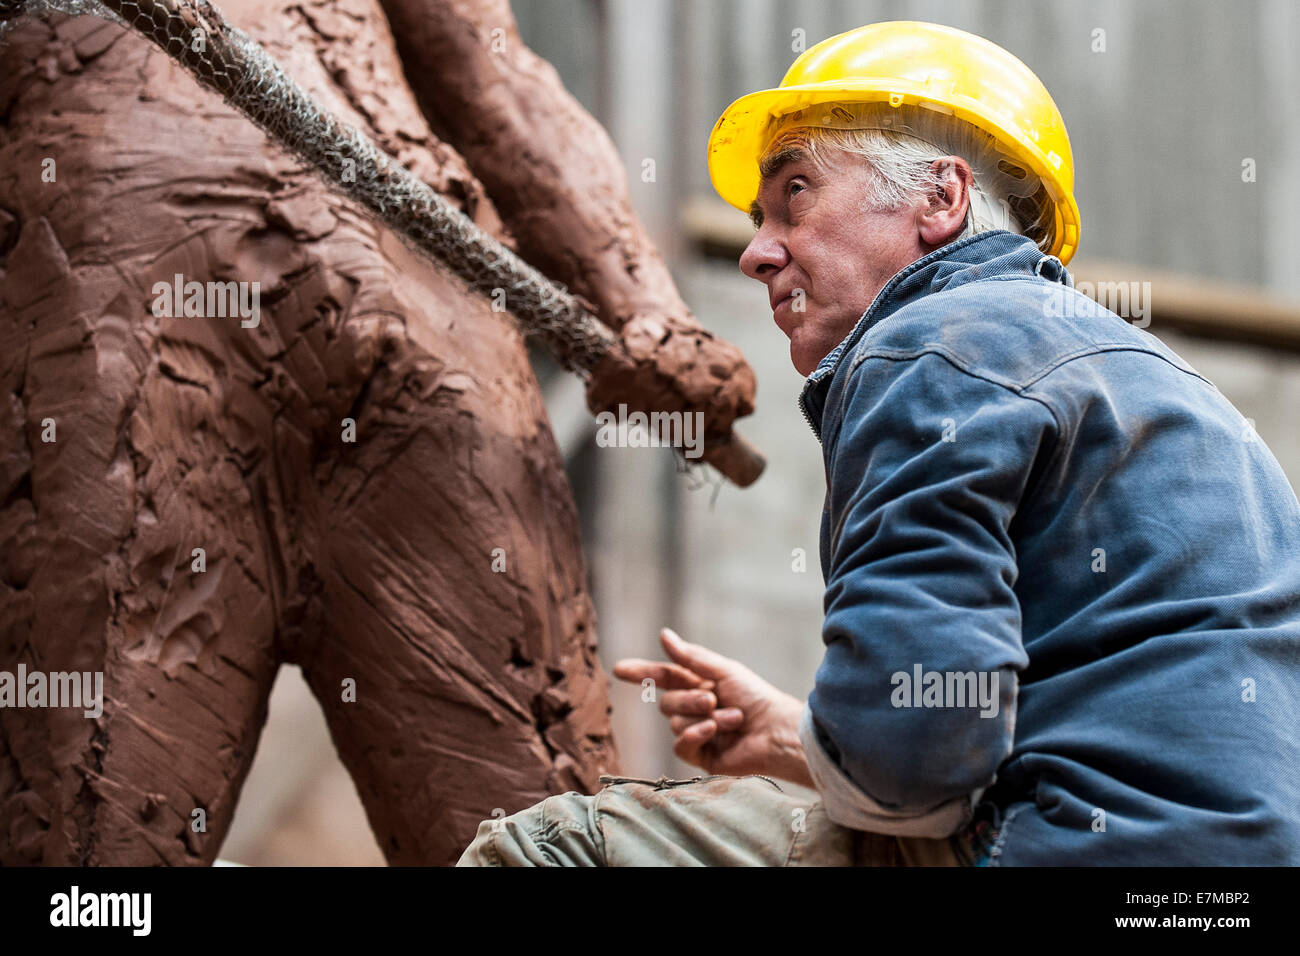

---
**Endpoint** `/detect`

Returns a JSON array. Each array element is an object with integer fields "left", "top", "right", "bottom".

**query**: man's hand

[{"left": 611, "top": 628, "right": 814, "bottom": 788}]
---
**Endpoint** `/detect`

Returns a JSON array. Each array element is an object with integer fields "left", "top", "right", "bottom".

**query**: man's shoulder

[{"left": 851, "top": 276, "right": 1200, "bottom": 393}]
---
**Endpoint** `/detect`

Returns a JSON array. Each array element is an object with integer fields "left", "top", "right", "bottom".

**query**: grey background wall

[
  {"left": 220, "top": 0, "right": 1300, "bottom": 863},
  {"left": 519, "top": 0, "right": 1300, "bottom": 294}
]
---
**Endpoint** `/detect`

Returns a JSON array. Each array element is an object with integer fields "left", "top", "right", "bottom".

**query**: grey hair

[{"left": 762, "top": 102, "right": 1054, "bottom": 252}]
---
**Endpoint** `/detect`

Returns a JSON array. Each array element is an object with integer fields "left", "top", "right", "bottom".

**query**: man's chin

[{"left": 790, "top": 342, "right": 818, "bottom": 378}]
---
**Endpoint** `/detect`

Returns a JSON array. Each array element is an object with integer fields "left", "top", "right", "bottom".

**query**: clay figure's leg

[
  {"left": 0, "top": 184, "right": 283, "bottom": 867},
  {"left": 293, "top": 281, "right": 617, "bottom": 865},
  {"left": 0, "top": 8, "right": 305, "bottom": 864}
]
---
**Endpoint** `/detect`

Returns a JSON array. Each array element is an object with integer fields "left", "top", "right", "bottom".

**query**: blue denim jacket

[{"left": 795, "top": 229, "right": 1300, "bottom": 865}]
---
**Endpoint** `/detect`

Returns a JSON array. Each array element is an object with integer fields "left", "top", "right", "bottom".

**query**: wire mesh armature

[{"left": 1, "top": 0, "right": 619, "bottom": 376}]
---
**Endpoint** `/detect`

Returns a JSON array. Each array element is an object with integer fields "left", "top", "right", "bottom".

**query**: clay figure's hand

[{"left": 612, "top": 628, "right": 813, "bottom": 787}]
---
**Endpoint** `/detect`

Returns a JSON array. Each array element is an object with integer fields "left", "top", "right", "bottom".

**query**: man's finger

[
  {"left": 670, "top": 707, "right": 744, "bottom": 736},
  {"left": 669, "top": 714, "right": 703, "bottom": 735},
  {"left": 659, "top": 628, "right": 735, "bottom": 681},
  {"left": 658, "top": 689, "right": 716, "bottom": 718},
  {"left": 672, "top": 718, "right": 716, "bottom": 766},
  {"left": 610, "top": 658, "right": 712, "bottom": 690},
  {"left": 712, "top": 707, "right": 745, "bottom": 731}
]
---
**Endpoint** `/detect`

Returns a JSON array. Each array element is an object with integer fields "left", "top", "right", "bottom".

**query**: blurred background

[{"left": 218, "top": 0, "right": 1300, "bottom": 864}]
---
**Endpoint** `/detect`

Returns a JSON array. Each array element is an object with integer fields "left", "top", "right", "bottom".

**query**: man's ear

[{"left": 918, "top": 156, "right": 974, "bottom": 246}]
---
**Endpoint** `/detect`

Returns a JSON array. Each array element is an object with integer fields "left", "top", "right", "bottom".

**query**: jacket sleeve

[{"left": 802, "top": 349, "right": 1056, "bottom": 836}]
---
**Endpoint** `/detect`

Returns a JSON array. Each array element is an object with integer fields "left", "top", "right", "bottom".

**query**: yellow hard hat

[{"left": 708, "top": 21, "right": 1081, "bottom": 265}]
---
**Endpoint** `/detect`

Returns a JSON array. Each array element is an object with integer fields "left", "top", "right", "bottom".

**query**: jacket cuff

[{"left": 798, "top": 702, "right": 977, "bottom": 837}]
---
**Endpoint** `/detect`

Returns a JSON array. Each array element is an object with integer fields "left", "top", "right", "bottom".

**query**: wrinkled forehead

[
  {"left": 757, "top": 141, "right": 814, "bottom": 189},
  {"left": 755, "top": 126, "right": 870, "bottom": 195}
]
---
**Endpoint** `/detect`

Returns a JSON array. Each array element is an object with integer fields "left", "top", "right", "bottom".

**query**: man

[{"left": 458, "top": 21, "right": 1300, "bottom": 866}]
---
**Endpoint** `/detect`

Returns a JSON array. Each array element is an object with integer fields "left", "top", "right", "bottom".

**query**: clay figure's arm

[
  {"left": 377, "top": 0, "right": 759, "bottom": 463},
  {"left": 378, "top": 0, "right": 695, "bottom": 332}
]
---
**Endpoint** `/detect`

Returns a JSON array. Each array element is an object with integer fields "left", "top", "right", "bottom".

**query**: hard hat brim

[{"left": 707, "top": 80, "right": 1080, "bottom": 265}]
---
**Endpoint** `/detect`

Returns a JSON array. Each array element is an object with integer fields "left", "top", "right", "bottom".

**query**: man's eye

[{"left": 789, "top": 180, "right": 806, "bottom": 198}]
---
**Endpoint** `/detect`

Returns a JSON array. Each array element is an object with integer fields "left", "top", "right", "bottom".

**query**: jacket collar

[{"left": 797, "top": 230, "right": 1070, "bottom": 440}]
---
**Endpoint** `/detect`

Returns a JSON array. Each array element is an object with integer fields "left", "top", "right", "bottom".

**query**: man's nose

[{"left": 739, "top": 229, "right": 788, "bottom": 281}]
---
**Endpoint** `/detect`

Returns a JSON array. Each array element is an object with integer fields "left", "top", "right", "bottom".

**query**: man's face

[{"left": 739, "top": 143, "right": 931, "bottom": 377}]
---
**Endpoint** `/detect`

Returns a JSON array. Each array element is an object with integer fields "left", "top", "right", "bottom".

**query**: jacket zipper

[{"left": 798, "top": 381, "right": 822, "bottom": 443}]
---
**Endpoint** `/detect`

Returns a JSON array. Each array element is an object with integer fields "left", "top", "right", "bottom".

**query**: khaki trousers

[{"left": 456, "top": 774, "right": 976, "bottom": 867}]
